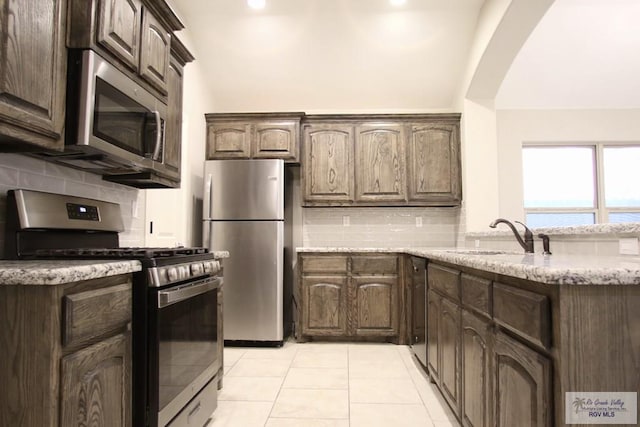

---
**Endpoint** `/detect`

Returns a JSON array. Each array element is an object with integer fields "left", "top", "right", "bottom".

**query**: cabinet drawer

[
  {"left": 351, "top": 255, "right": 398, "bottom": 275},
  {"left": 63, "top": 282, "right": 132, "bottom": 346},
  {"left": 301, "top": 256, "right": 348, "bottom": 274},
  {"left": 461, "top": 274, "right": 491, "bottom": 318},
  {"left": 493, "top": 283, "right": 550, "bottom": 349},
  {"left": 428, "top": 264, "right": 460, "bottom": 301}
]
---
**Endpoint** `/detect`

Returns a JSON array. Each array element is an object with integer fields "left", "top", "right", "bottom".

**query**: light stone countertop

[
  {"left": 466, "top": 222, "right": 640, "bottom": 238},
  {"left": 296, "top": 247, "right": 640, "bottom": 285},
  {"left": 0, "top": 260, "right": 142, "bottom": 285},
  {"left": 0, "top": 250, "right": 228, "bottom": 286}
]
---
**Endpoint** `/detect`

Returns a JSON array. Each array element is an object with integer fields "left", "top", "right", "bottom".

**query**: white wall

[
  {"left": 453, "top": 0, "right": 554, "bottom": 232},
  {"left": 145, "top": 26, "right": 217, "bottom": 248},
  {"left": 496, "top": 109, "right": 640, "bottom": 221}
]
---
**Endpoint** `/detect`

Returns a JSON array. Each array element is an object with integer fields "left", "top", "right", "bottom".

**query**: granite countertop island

[
  {"left": 296, "top": 247, "right": 640, "bottom": 285},
  {"left": 0, "top": 260, "right": 142, "bottom": 285}
]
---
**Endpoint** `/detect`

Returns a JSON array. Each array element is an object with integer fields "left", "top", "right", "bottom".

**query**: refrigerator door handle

[
  {"left": 203, "top": 173, "right": 212, "bottom": 248},
  {"left": 203, "top": 222, "right": 211, "bottom": 250},
  {"left": 203, "top": 173, "right": 212, "bottom": 220}
]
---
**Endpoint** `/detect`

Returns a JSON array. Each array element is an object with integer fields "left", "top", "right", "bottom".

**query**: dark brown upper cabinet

[
  {"left": 205, "top": 112, "right": 304, "bottom": 163},
  {"left": 68, "top": 0, "right": 183, "bottom": 97},
  {"left": 0, "top": 0, "right": 67, "bottom": 151},
  {"left": 302, "top": 114, "right": 462, "bottom": 207}
]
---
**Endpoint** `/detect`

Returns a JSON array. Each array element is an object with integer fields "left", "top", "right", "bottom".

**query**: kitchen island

[{"left": 296, "top": 247, "right": 640, "bottom": 427}]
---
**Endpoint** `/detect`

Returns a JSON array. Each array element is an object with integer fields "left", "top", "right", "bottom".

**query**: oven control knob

[
  {"left": 203, "top": 261, "right": 213, "bottom": 273},
  {"left": 167, "top": 267, "right": 178, "bottom": 282},
  {"left": 212, "top": 260, "right": 221, "bottom": 273},
  {"left": 179, "top": 265, "right": 189, "bottom": 279},
  {"left": 191, "top": 262, "right": 204, "bottom": 276}
]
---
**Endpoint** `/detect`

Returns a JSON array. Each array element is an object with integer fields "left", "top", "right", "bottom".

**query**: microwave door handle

[{"left": 152, "top": 110, "right": 162, "bottom": 160}]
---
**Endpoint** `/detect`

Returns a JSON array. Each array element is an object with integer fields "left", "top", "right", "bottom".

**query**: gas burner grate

[{"left": 30, "top": 246, "right": 209, "bottom": 259}]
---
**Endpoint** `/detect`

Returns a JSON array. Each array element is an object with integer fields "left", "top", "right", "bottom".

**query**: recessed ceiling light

[
  {"left": 390, "top": 0, "right": 406, "bottom": 5},
  {"left": 248, "top": 0, "right": 266, "bottom": 10}
]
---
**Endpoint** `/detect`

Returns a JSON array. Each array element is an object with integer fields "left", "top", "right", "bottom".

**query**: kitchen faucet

[
  {"left": 538, "top": 233, "right": 552, "bottom": 255},
  {"left": 489, "top": 218, "right": 535, "bottom": 253}
]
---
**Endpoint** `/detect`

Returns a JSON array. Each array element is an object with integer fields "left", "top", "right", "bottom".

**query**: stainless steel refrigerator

[{"left": 202, "top": 159, "right": 292, "bottom": 345}]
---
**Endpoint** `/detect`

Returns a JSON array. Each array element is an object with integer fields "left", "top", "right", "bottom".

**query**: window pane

[
  {"left": 526, "top": 213, "right": 595, "bottom": 228},
  {"left": 603, "top": 146, "right": 640, "bottom": 207},
  {"left": 609, "top": 212, "right": 640, "bottom": 223},
  {"left": 523, "top": 147, "right": 595, "bottom": 208}
]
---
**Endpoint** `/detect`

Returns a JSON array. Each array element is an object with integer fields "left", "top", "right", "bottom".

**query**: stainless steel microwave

[{"left": 36, "top": 49, "right": 176, "bottom": 187}]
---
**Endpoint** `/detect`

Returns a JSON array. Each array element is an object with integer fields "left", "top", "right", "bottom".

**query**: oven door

[{"left": 149, "top": 276, "right": 222, "bottom": 427}]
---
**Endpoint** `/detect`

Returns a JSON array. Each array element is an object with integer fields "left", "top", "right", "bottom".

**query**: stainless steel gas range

[{"left": 4, "top": 189, "right": 223, "bottom": 427}]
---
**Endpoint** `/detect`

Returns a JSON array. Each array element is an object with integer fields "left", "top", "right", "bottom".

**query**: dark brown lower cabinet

[
  {"left": 0, "top": 274, "right": 132, "bottom": 427},
  {"left": 494, "top": 331, "right": 551, "bottom": 427},
  {"left": 60, "top": 332, "right": 131, "bottom": 426},
  {"left": 427, "top": 262, "right": 553, "bottom": 427},
  {"left": 440, "top": 297, "right": 461, "bottom": 416},
  {"left": 297, "top": 253, "right": 404, "bottom": 343},
  {"left": 427, "top": 289, "right": 440, "bottom": 383},
  {"left": 461, "top": 310, "right": 492, "bottom": 427},
  {"left": 352, "top": 276, "right": 398, "bottom": 336},
  {"left": 301, "top": 275, "right": 348, "bottom": 336}
]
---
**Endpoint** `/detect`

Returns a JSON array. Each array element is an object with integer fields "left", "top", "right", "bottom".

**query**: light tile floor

[{"left": 207, "top": 341, "right": 460, "bottom": 427}]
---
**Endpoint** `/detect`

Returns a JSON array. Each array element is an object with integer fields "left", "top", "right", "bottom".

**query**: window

[{"left": 522, "top": 143, "right": 640, "bottom": 227}]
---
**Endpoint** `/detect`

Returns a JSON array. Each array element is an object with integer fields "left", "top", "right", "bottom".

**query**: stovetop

[{"left": 30, "top": 246, "right": 209, "bottom": 259}]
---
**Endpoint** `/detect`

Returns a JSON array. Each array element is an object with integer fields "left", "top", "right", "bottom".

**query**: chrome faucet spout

[{"left": 489, "top": 218, "right": 535, "bottom": 253}]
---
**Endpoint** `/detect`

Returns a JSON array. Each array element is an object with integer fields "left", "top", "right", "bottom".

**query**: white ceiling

[
  {"left": 169, "top": 0, "right": 484, "bottom": 112},
  {"left": 169, "top": 0, "right": 640, "bottom": 112},
  {"left": 496, "top": 0, "right": 640, "bottom": 109}
]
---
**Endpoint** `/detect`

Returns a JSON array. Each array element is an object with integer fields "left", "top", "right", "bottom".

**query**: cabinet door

[
  {"left": 206, "top": 122, "right": 252, "bottom": 159},
  {"left": 163, "top": 56, "right": 184, "bottom": 181},
  {"left": 0, "top": 0, "right": 66, "bottom": 150},
  {"left": 351, "top": 276, "right": 398, "bottom": 336},
  {"left": 427, "top": 289, "right": 440, "bottom": 382},
  {"left": 301, "top": 276, "right": 348, "bottom": 336},
  {"left": 253, "top": 121, "right": 299, "bottom": 161},
  {"left": 462, "top": 310, "right": 492, "bottom": 427},
  {"left": 408, "top": 124, "right": 461, "bottom": 205},
  {"left": 355, "top": 123, "right": 406, "bottom": 203},
  {"left": 140, "top": 7, "right": 170, "bottom": 94},
  {"left": 97, "top": 0, "right": 142, "bottom": 71},
  {"left": 494, "top": 332, "right": 551, "bottom": 427},
  {"left": 60, "top": 332, "right": 131, "bottom": 427},
  {"left": 440, "top": 296, "right": 461, "bottom": 416},
  {"left": 303, "top": 124, "right": 354, "bottom": 203}
]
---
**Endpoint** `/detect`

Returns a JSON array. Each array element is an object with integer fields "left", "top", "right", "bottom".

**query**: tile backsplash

[
  {"left": 0, "top": 154, "right": 146, "bottom": 258},
  {"left": 303, "top": 206, "right": 464, "bottom": 248}
]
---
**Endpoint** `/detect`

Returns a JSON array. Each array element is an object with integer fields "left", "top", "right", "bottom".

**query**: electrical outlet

[
  {"left": 619, "top": 238, "right": 639, "bottom": 255},
  {"left": 475, "top": 239, "right": 480, "bottom": 248},
  {"left": 342, "top": 215, "right": 350, "bottom": 227},
  {"left": 415, "top": 216, "right": 423, "bottom": 227}
]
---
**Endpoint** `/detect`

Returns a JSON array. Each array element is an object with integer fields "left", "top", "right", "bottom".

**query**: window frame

[{"left": 522, "top": 141, "right": 640, "bottom": 225}]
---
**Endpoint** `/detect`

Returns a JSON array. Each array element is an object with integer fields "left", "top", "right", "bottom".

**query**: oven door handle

[{"left": 158, "top": 277, "right": 222, "bottom": 308}]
